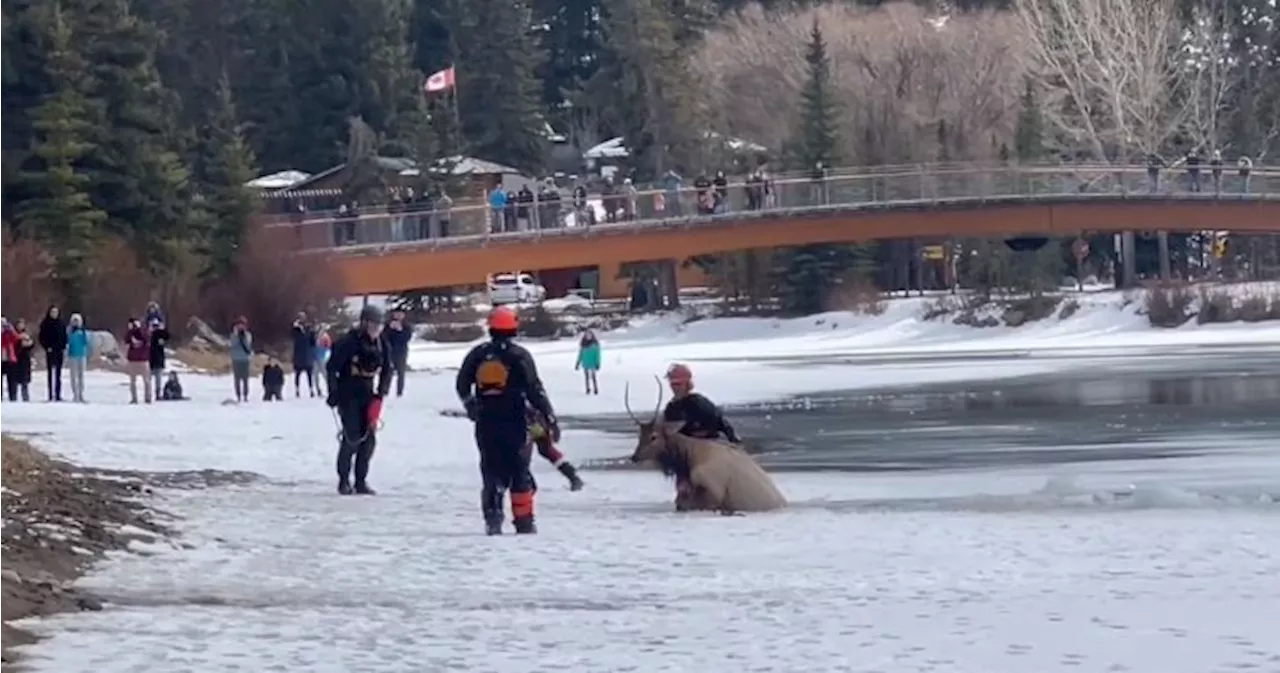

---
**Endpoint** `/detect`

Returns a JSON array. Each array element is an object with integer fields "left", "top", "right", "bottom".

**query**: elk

[{"left": 625, "top": 377, "right": 787, "bottom": 514}]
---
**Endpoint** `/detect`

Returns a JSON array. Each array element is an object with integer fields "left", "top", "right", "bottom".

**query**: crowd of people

[{"left": 4, "top": 299, "right": 743, "bottom": 537}]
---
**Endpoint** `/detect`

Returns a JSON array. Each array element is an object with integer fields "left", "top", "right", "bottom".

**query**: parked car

[{"left": 487, "top": 272, "right": 546, "bottom": 306}]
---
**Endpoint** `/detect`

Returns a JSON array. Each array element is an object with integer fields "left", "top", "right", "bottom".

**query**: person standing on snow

[
  {"left": 38, "top": 305, "right": 67, "bottom": 401},
  {"left": 229, "top": 317, "right": 253, "bottom": 402},
  {"left": 575, "top": 329, "right": 601, "bottom": 395},
  {"left": 326, "top": 305, "right": 392, "bottom": 495},
  {"left": 8, "top": 319, "right": 36, "bottom": 401},
  {"left": 527, "top": 404, "right": 584, "bottom": 490},
  {"left": 455, "top": 306, "right": 560, "bottom": 535},
  {"left": 313, "top": 327, "right": 332, "bottom": 398},
  {"left": 383, "top": 309, "right": 412, "bottom": 397},
  {"left": 123, "top": 318, "right": 150, "bottom": 404},
  {"left": 66, "top": 313, "right": 91, "bottom": 403},
  {"left": 1, "top": 318, "right": 16, "bottom": 396},
  {"left": 147, "top": 319, "right": 171, "bottom": 402},
  {"left": 291, "top": 312, "right": 319, "bottom": 398}
]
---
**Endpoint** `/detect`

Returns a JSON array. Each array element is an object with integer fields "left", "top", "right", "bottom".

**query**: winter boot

[
  {"left": 558, "top": 463, "right": 585, "bottom": 491},
  {"left": 353, "top": 481, "right": 377, "bottom": 495},
  {"left": 338, "top": 479, "right": 354, "bottom": 495},
  {"left": 513, "top": 516, "right": 537, "bottom": 535},
  {"left": 483, "top": 488, "right": 505, "bottom": 535}
]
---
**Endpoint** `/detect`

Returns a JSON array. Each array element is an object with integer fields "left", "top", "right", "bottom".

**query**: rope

[{"left": 330, "top": 406, "right": 385, "bottom": 445}]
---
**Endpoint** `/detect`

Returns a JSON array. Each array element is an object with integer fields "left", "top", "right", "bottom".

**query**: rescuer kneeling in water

[{"left": 456, "top": 307, "right": 560, "bottom": 535}]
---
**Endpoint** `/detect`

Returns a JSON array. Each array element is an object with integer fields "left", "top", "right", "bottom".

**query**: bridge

[{"left": 270, "top": 163, "right": 1280, "bottom": 297}]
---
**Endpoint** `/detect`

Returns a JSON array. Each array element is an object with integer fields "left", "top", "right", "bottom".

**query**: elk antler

[
  {"left": 652, "top": 374, "right": 665, "bottom": 421},
  {"left": 624, "top": 382, "right": 642, "bottom": 424}
]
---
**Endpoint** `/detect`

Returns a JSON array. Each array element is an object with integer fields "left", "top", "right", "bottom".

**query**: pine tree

[
  {"left": 195, "top": 73, "right": 258, "bottom": 278},
  {"left": 77, "top": 0, "right": 195, "bottom": 272},
  {"left": 17, "top": 2, "right": 107, "bottom": 304},
  {"left": 773, "top": 20, "right": 867, "bottom": 315},
  {"left": 594, "top": 0, "right": 703, "bottom": 179},
  {"left": 1014, "top": 78, "right": 1044, "bottom": 161},
  {"left": 451, "top": 0, "right": 548, "bottom": 173},
  {"left": 790, "top": 18, "right": 840, "bottom": 171}
]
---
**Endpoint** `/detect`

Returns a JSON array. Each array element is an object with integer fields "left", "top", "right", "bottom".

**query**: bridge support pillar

[{"left": 1120, "top": 231, "right": 1137, "bottom": 288}]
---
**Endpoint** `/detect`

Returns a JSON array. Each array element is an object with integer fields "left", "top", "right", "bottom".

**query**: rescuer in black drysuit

[
  {"left": 661, "top": 362, "right": 741, "bottom": 443},
  {"left": 326, "top": 304, "right": 392, "bottom": 495},
  {"left": 455, "top": 306, "right": 560, "bottom": 535}
]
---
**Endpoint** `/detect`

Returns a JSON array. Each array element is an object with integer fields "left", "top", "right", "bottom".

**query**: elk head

[{"left": 626, "top": 376, "right": 668, "bottom": 464}]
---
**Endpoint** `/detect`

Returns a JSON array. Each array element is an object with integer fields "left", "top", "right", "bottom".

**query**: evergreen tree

[
  {"left": 195, "top": 73, "right": 258, "bottom": 278},
  {"left": 77, "top": 0, "right": 195, "bottom": 272},
  {"left": 1014, "top": 78, "right": 1044, "bottom": 161},
  {"left": 789, "top": 18, "right": 840, "bottom": 171},
  {"left": 16, "top": 2, "right": 107, "bottom": 303},
  {"left": 773, "top": 20, "right": 866, "bottom": 315},
  {"left": 594, "top": 0, "right": 703, "bottom": 179},
  {"left": 451, "top": 0, "right": 548, "bottom": 172}
]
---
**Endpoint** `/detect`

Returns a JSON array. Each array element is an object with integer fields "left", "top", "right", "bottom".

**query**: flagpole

[{"left": 449, "top": 63, "right": 461, "bottom": 136}]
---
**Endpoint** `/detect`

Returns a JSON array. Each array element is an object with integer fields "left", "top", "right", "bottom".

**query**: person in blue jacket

[
  {"left": 65, "top": 313, "right": 91, "bottom": 403},
  {"left": 382, "top": 309, "right": 413, "bottom": 397}
]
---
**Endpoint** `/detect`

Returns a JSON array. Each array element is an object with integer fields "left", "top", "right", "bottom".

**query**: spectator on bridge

[
  {"left": 488, "top": 186, "right": 507, "bottom": 234},
  {"left": 1210, "top": 150, "right": 1224, "bottom": 194},
  {"left": 1184, "top": 149, "right": 1203, "bottom": 192},
  {"left": 434, "top": 190, "right": 453, "bottom": 238},
  {"left": 1238, "top": 155, "right": 1253, "bottom": 194},
  {"left": 1146, "top": 153, "right": 1166, "bottom": 193},
  {"left": 694, "top": 173, "right": 712, "bottom": 215},
  {"left": 504, "top": 189, "right": 518, "bottom": 231},
  {"left": 516, "top": 184, "right": 535, "bottom": 230},
  {"left": 571, "top": 178, "right": 590, "bottom": 227},
  {"left": 745, "top": 170, "right": 765, "bottom": 211},
  {"left": 712, "top": 171, "right": 729, "bottom": 214},
  {"left": 622, "top": 178, "right": 638, "bottom": 221},
  {"left": 810, "top": 162, "right": 829, "bottom": 206},
  {"left": 600, "top": 176, "right": 619, "bottom": 223},
  {"left": 661, "top": 169, "right": 684, "bottom": 216},
  {"left": 538, "top": 178, "right": 561, "bottom": 229}
]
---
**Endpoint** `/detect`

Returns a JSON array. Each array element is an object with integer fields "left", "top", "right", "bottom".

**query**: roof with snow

[{"left": 245, "top": 170, "right": 312, "bottom": 190}]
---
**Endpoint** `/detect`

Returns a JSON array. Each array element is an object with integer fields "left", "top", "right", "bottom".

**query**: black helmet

[{"left": 359, "top": 304, "right": 384, "bottom": 324}]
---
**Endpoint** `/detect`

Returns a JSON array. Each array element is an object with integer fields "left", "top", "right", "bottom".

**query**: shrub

[
  {"left": 1195, "top": 287, "right": 1237, "bottom": 325},
  {"left": 1237, "top": 293, "right": 1280, "bottom": 322},
  {"left": 0, "top": 226, "right": 58, "bottom": 323},
  {"left": 201, "top": 224, "right": 344, "bottom": 346},
  {"left": 423, "top": 322, "right": 485, "bottom": 343},
  {"left": 519, "top": 304, "right": 562, "bottom": 339},
  {"left": 1001, "top": 295, "right": 1062, "bottom": 327},
  {"left": 1057, "top": 298, "right": 1081, "bottom": 320},
  {"left": 1143, "top": 284, "right": 1195, "bottom": 328},
  {"left": 823, "top": 277, "right": 885, "bottom": 315}
]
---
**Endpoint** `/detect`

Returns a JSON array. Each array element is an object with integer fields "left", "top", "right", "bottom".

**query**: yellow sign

[
  {"left": 921, "top": 245, "right": 945, "bottom": 260},
  {"left": 1213, "top": 239, "right": 1227, "bottom": 258}
]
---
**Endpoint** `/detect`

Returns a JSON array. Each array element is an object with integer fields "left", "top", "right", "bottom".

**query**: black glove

[
  {"left": 325, "top": 390, "right": 338, "bottom": 408},
  {"left": 545, "top": 414, "right": 561, "bottom": 442},
  {"left": 462, "top": 397, "right": 479, "bottom": 422}
]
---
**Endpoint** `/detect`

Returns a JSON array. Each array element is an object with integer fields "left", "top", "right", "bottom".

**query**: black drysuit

[
  {"left": 663, "top": 392, "right": 740, "bottom": 443},
  {"left": 382, "top": 322, "right": 412, "bottom": 397},
  {"left": 455, "top": 336, "right": 556, "bottom": 528},
  {"left": 326, "top": 329, "right": 392, "bottom": 488}
]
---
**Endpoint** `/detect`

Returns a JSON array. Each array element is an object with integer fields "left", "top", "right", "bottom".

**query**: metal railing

[{"left": 267, "top": 163, "right": 1280, "bottom": 256}]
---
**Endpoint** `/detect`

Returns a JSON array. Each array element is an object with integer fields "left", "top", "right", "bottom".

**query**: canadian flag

[{"left": 424, "top": 66, "right": 456, "bottom": 94}]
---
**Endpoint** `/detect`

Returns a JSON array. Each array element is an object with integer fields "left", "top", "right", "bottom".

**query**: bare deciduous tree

[
  {"left": 1183, "top": 0, "right": 1240, "bottom": 152},
  {"left": 1014, "top": 0, "right": 1187, "bottom": 161},
  {"left": 692, "top": 2, "right": 1027, "bottom": 166}
]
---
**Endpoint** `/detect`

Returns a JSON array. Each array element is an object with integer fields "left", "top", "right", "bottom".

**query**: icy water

[{"left": 568, "top": 347, "right": 1280, "bottom": 473}]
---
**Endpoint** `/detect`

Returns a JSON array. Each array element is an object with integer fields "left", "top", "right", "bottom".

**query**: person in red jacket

[
  {"left": 123, "top": 318, "right": 151, "bottom": 404},
  {"left": 1, "top": 318, "right": 17, "bottom": 397}
]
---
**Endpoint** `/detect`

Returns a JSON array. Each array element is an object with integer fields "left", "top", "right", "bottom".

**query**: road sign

[
  {"left": 921, "top": 245, "right": 945, "bottom": 260},
  {"left": 1071, "top": 238, "right": 1090, "bottom": 261},
  {"left": 1213, "top": 238, "right": 1227, "bottom": 258}
]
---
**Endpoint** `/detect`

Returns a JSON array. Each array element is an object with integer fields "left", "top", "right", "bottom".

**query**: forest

[{"left": 2, "top": 0, "right": 1278, "bottom": 327}]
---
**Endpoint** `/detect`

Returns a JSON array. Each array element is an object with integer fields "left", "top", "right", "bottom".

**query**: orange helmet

[
  {"left": 665, "top": 363, "right": 693, "bottom": 383},
  {"left": 488, "top": 306, "right": 519, "bottom": 331}
]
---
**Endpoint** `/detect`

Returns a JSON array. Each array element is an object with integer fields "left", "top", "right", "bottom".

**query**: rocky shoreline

[{"left": 1, "top": 435, "right": 257, "bottom": 669}]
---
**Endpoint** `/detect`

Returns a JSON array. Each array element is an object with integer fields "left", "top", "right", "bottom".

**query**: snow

[{"left": 4, "top": 294, "right": 1280, "bottom": 672}]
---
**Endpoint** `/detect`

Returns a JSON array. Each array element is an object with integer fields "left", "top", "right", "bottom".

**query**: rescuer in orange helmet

[
  {"left": 455, "top": 306, "right": 560, "bottom": 535},
  {"left": 662, "top": 363, "right": 740, "bottom": 444}
]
